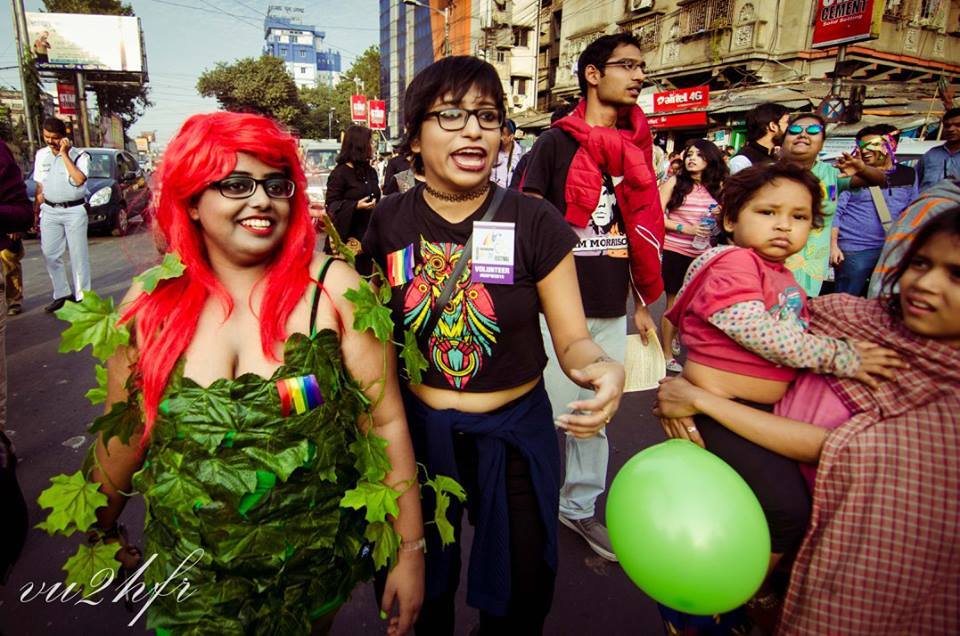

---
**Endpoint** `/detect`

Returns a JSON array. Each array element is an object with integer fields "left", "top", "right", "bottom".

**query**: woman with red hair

[{"left": 87, "top": 112, "right": 424, "bottom": 635}]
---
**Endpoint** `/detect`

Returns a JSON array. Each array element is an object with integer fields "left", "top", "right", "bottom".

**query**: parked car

[{"left": 24, "top": 148, "right": 152, "bottom": 237}]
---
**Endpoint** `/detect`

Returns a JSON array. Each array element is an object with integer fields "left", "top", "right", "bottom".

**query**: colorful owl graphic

[{"left": 403, "top": 238, "right": 500, "bottom": 389}]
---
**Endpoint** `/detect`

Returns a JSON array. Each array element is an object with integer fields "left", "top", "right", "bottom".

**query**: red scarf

[{"left": 552, "top": 100, "right": 664, "bottom": 304}]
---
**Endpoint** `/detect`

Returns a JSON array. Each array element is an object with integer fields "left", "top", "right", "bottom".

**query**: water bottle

[{"left": 691, "top": 212, "right": 717, "bottom": 250}]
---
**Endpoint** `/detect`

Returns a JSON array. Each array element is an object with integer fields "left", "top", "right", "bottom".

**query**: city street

[{"left": 0, "top": 227, "right": 668, "bottom": 635}]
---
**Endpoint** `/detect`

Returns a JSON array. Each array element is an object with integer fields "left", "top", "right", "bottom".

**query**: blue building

[
  {"left": 380, "top": 0, "right": 439, "bottom": 141},
  {"left": 264, "top": 16, "right": 342, "bottom": 89}
]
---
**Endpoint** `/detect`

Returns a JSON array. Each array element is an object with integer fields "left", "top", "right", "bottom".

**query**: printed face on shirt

[
  {"left": 898, "top": 232, "right": 960, "bottom": 346},
  {"left": 410, "top": 87, "right": 502, "bottom": 194},
  {"left": 589, "top": 43, "right": 646, "bottom": 108},
  {"left": 189, "top": 152, "right": 292, "bottom": 269},
  {"left": 780, "top": 117, "right": 825, "bottom": 164},
  {"left": 723, "top": 178, "right": 814, "bottom": 263}
]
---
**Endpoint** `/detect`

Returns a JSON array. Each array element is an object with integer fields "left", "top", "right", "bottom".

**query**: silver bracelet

[{"left": 399, "top": 537, "right": 426, "bottom": 553}]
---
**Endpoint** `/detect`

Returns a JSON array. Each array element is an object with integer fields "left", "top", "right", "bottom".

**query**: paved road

[{"left": 0, "top": 228, "right": 669, "bottom": 635}]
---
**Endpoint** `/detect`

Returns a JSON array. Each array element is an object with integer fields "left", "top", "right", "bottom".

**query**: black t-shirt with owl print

[
  {"left": 362, "top": 184, "right": 578, "bottom": 392},
  {"left": 521, "top": 127, "right": 633, "bottom": 318}
]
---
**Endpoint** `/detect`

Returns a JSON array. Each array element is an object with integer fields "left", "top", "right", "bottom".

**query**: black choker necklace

[{"left": 424, "top": 181, "right": 490, "bottom": 202}]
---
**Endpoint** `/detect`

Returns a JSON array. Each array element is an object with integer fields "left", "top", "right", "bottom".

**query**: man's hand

[
  {"left": 633, "top": 304, "right": 656, "bottom": 345},
  {"left": 830, "top": 243, "right": 844, "bottom": 266},
  {"left": 58, "top": 137, "right": 72, "bottom": 157},
  {"left": 835, "top": 151, "right": 866, "bottom": 177}
]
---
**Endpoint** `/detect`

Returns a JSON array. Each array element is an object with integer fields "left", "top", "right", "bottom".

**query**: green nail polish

[{"left": 380, "top": 610, "right": 387, "bottom": 620}]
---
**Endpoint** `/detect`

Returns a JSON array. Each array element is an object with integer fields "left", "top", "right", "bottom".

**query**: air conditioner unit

[
  {"left": 630, "top": 0, "right": 654, "bottom": 12},
  {"left": 512, "top": 94, "right": 524, "bottom": 107}
]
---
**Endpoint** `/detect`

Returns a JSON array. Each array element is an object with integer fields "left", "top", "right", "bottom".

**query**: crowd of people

[{"left": 0, "top": 30, "right": 958, "bottom": 636}]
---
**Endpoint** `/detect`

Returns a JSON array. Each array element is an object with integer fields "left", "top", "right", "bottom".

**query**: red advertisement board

[
  {"left": 647, "top": 112, "right": 708, "bottom": 129},
  {"left": 57, "top": 82, "right": 77, "bottom": 115},
  {"left": 350, "top": 94, "right": 368, "bottom": 123},
  {"left": 811, "top": 0, "right": 884, "bottom": 49},
  {"left": 653, "top": 86, "right": 709, "bottom": 113},
  {"left": 368, "top": 99, "right": 386, "bottom": 130}
]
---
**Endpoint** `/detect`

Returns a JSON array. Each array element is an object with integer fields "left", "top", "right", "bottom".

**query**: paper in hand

[{"left": 623, "top": 330, "right": 666, "bottom": 392}]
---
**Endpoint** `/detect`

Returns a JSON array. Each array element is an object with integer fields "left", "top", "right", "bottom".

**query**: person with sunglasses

[
  {"left": 69, "top": 112, "right": 424, "bottom": 635},
  {"left": 831, "top": 124, "right": 918, "bottom": 297},
  {"left": 362, "top": 56, "right": 625, "bottom": 634},
  {"left": 778, "top": 113, "right": 886, "bottom": 296},
  {"left": 521, "top": 33, "right": 663, "bottom": 563}
]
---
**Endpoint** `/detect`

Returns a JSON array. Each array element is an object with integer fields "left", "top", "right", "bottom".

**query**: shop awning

[
  {"left": 512, "top": 109, "right": 553, "bottom": 131},
  {"left": 708, "top": 87, "right": 814, "bottom": 115}
]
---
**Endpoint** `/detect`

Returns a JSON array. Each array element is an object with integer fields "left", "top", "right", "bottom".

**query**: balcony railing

[{"left": 679, "top": 0, "right": 733, "bottom": 37}]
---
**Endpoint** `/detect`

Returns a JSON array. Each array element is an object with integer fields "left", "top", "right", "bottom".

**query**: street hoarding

[
  {"left": 652, "top": 86, "right": 710, "bottom": 113},
  {"left": 368, "top": 99, "right": 386, "bottom": 130},
  {"left": 350, "top": 95, "right": 368, "bottom": 123},
  {"left": 647, "top": 112, "right": 708, "bottom": 129},
  {"left": 811, "top": 0, "right": 884, "bottom": 49},
  {"left": 57, "top": 82, "right": 77, "bottom": 115},
  {"left": 26, "top": 12, "right": 144, "bottom": 72}
]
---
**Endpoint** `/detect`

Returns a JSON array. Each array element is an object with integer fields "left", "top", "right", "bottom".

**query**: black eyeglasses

[
  {"left": 424, "top": 108, "right": 505, "bottom": 131},
  {"left": 786, "top": 124, "right": 824, "bottom": 136},
  {"left": 211, "top": 176, "right": 296, "bottom": 199},
  {"left": 603, "top": 58, "right": 646, "bottom": 73}
]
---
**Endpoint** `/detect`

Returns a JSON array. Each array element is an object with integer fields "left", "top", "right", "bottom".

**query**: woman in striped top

[{"left": 658, "top": 139, "right": 728, "bottom": 371}]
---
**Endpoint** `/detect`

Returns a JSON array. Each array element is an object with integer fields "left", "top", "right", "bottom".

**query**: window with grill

[
  {"left": 679, "top": 0, "right": 733, "bottom": 36},
  {"left": 632, "top": 15, "right": 661, "bottom": 48}
]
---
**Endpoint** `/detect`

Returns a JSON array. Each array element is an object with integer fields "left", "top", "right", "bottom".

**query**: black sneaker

[
  {"left": 559, "top": 515, "right": 618, "bottom": 562},
  {"left": 43, "top": 296, "right": 73, "bottom": 313},
  {"left": 6, "top": 305, "right": 21, "bottom": 316}
]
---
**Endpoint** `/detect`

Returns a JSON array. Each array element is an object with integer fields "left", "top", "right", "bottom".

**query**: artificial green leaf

[
  {"left": 56, "top": 291, "right": 130, "bottom": 361},
  {"left": 241, "top": 439, "right": 313, "bottom": 482},
  {"left": 322, "top": 216, "right": 356, "bottom": 267},
  {"left": 87, "top": 400, "right": 141, "bottom": 448},
  {"left": 433, "top": 492, "right": 455, "bottom": 546},
  {"left": 340, "top": 481, "right": 400, "bottom": 523},
  {"left": 343, "top": 280, "right": 394, "bottom": 343},
  {"left": 364, "top": 520, "right": 401, "bottom": 570},
  {"left": 36, "top": 471, "right": 108, "bottom": 536},
  {"left": 85, "top": 364, "right": 108, "bottom": 405},
  {"left": 349, "top": 433, "right": 391, "bottom": 483},
  {"left": 62, "top": 542, "right": 120, "bottom": 597},
  {"left": 133, "top": 252, "right": 186, "bottom": 293},
  {"left": 432, "top": 474, "right": 467, "bottom": 502},
  {"left": 400, "top": 328, "right": 428, "bottom": 385}
]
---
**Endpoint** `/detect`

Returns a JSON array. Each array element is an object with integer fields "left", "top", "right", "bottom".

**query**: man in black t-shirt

[
  {"left": 728, "top": 102, "right": 790, "bottom": 175},
  {"left": 522, "top": 33, "right": 662, "bottom": 562}
]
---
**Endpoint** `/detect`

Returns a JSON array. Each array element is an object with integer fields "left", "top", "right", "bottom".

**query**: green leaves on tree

[
  {"left": 56, "top": 291, "right": 130, "bottom": 361},
  {"left": 62, "top": 541, "right": 121, "bottom": 597},
  {"left": 422, "top": 473, "right": 467, "bottom": 547},
  {"left": 133, "top": 252, "right": 186, "bottom": 292},
  {"left": 36, "top": 471, "right": 108, "bottom": 536}
]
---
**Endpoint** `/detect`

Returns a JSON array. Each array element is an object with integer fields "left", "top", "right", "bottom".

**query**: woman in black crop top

[
  {"left": 363, "top": 56, "right": 625, "bottom": 635},
  {"left": 325, "top": 124, "right": 381, "bottom": 275}
]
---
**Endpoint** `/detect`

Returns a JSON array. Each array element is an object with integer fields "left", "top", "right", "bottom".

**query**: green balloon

[{"left": 606, "top": 439, "right": 770, "bottom": 615}]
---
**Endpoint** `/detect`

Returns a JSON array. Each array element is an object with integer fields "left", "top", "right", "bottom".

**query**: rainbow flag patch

[
  {"left": 276, "top": 374, "right": 323, "bottom": 417},
  {"left": 386, "top": 244, "right": 415, "bottom": 287}
]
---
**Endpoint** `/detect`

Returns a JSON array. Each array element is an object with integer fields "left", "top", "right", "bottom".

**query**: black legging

[
  {"left": 376, "top": 437, "right": 555, "bottom": 636},
  {"left": 694, "top": 403, "right": 812, "bottom": 554}
]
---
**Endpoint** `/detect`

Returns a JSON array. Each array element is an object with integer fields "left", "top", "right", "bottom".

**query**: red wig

[{"left": 122, "top": 112, "right": 315, "bottom": 442}]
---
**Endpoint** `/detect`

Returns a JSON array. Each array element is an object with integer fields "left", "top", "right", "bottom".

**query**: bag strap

[
  {"left": 419, "top": 185, "right": 506, "bottom": 342},
  {"left": 868, "top": 186, "right": 893, "bottom": 231},
  {"left": 309, "top": 257, "right": 338, "bottom": 337}
]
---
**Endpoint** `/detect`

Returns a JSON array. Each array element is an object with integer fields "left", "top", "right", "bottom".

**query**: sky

[{"left": 0, "top": 0, "right": 379, "bottom": 145}]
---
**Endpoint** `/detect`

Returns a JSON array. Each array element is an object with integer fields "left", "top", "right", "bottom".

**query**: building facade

[
  {"left": 263, "top": 17, "right": 343, "bottom": 89},
  {"left": 534, "top": 0, "right": 959, "bottom": 146}
]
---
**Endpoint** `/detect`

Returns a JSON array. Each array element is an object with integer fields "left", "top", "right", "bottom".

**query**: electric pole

[{"left": 10, "top": 0, "right": 37, "bottom": 155}]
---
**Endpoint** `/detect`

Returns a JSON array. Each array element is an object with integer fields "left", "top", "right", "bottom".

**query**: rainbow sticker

[
  {"left": 276, "top": 374, "right": 323, "bottom": 417},
  {"left": 386, "top": 244, "right": 415, "bottom": 287}
]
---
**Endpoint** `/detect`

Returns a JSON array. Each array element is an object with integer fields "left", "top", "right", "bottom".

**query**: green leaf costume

[{"left": 129, "top": 330, "right": 378, "bottom": 634}]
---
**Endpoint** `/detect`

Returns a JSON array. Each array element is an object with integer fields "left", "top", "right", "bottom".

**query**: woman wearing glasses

[
  {"left": 326, "top": 124, "right": 381, "bottom": 276},
  {"left": 85, "top": 113, "right": 423, "bottom": 635},
  {"left": 778, "top": 113, "right": 886, "bottom": 296},
  {"left": 362, "top": 56, "right": 625, "bottom": 634}
]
